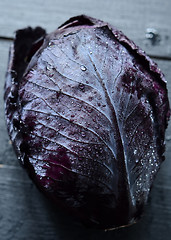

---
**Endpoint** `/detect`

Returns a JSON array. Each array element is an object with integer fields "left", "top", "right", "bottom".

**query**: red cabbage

[{"left": 4, "top": 15, "right": 170, "bottom": 229}]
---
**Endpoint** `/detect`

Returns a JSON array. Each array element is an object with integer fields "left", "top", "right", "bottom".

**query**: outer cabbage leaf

[{"left": 4, "top": 15, "right": 170, "bottom": 229}]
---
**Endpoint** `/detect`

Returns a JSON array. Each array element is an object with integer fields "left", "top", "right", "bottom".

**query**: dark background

[{"left": 0, "top": 0, "right": 171, "bottom": 239}]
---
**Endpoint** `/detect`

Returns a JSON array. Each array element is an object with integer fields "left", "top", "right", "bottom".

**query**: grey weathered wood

[{"left": 0, "top": 0, "right": 171, "bottom": 58}]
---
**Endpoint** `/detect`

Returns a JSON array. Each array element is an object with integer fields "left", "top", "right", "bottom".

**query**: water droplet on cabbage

[{"left": 80, "top": 65, "right": 87, "bottom": 71}]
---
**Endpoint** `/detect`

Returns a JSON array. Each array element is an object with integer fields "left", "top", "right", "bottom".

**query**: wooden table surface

[{"left": 0, "top": 0, "right": 171, "bottom": 239}]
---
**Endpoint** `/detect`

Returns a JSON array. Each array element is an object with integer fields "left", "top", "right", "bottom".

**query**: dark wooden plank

[{"left": 0, "top": 0, "right": 171, "bottom": 58}]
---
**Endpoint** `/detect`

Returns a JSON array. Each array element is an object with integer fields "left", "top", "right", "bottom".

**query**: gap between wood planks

[{"left": 0, "top": 36, "right": 14, "bottom": 41}]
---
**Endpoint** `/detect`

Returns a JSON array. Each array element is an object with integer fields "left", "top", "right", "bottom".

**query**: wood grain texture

[
  {"left": 0, "top": 0, "right": 171, "bottom": 58},
  {"left": 0, "top": 0, "right": 171, "bottom": 239}
]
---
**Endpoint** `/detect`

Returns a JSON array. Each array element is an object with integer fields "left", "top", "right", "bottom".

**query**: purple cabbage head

[{"left": 4, "top": 15, "right": 170, "bottom": 229}]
